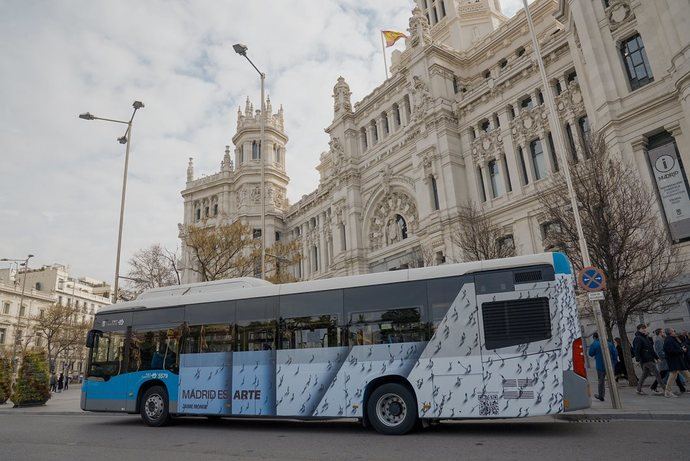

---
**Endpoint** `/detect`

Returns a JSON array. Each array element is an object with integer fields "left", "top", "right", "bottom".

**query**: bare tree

[
  {"left": 126, "top": 244, "right": 182, "bottom": 297},
  {"left": 32, "top": 303, "right": 90, "bottom": 373},
  {"left": 265, "top": 240, "right": 303, "bottom": 284},
  {"left": 184, "top": 222, "right": 259, "bottom": 281},
  {"left": 537, "top": 132, "right": 683, "bottom": 386},
  {"left": 452, "top": 204, "right": 516, "bottom": 262}
]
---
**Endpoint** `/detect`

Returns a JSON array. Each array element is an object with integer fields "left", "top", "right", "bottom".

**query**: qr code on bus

[{"left": 479, "top": 394, "right": 499, "bottom": 416}]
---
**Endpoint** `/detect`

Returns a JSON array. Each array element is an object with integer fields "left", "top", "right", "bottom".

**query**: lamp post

[
  {"left": 79, "top": 101, "right": 144, "bottom": 302},
  {"left": 522, "top": 0, "right": 621, "bottom": 409},
  {"left": 234, "top": 43, "right": 267, "bottom": 280},
  {"left": 1, "top": 254, "right": 34, "bottom": 380}
]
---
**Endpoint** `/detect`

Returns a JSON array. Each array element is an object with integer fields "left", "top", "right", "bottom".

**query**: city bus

[{"left": 81, "top": 252, "right": 589, "bottom": 435}]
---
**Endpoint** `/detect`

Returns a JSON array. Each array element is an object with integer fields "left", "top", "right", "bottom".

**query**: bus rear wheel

[
  {"left": 140, "top": 386, "right": 170, "bottom": 427},
  {"left": 367, "top": 383, "right": 417, "bottom": 435}
]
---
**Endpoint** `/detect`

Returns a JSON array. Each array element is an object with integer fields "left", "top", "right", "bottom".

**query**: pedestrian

[
  {"left": 64, "top": 374, "right": 69, "bottom": 391},
  {"left": 588, "top": 332, "right": 618, "bottom": 401},
  {"left": 632, "top": 323, "right": 663, "bottom": 395},
  {"left": 651, "top": 328, "right": 685, "bottom": 393},
  {"left": 614, "top": 337, "right": 628, "bottom": 383},
  {"left": 49, "top": 373, "right": 57, "bottom": 393},
  {"left": 57, "top": 373, "right": 64, "bottom": 393},
  {"left": 663, "top": 328, "right": 690, "bottom": 398}
]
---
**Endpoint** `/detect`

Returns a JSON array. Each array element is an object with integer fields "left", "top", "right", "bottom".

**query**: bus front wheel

[
  {"left": 140, "top": 385, "right": 170, "bottom": 427},
  {"left": 366, "top": 383, "right": 417, "bottom": 435}
]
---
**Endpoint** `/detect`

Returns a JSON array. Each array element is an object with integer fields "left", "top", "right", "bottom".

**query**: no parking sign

[{"left": 577, "top": 266, "right": 606, "bottom": 292}]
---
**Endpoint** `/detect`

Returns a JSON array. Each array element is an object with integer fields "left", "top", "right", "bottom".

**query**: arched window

[
  {"left": 252, "top": 140, "right": 261, "bottom": 160},
  {"left": 395, "top": 214, "right": 408, "bottom": 240},
  {"left": 35, "top": 282, "right": 42, "bottom": 291},
  {"left": 195, "top": 208, "right": 201, "bottom": 221},
  {"left": 213, "top": 204, "right": 218, "bottom": 216}
]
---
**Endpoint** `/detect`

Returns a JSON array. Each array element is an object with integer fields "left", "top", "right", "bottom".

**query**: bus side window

[
  {"left": 280, "top": 315, "right": 341, "bottom": 349},
  {"left": 129, "top": 328, "right": 181, "bottom": 373},
  {"left": 348, "top": 308, "right": 425, "bottom": 346},
  {"left": 236, "top": 296, "right": 278, "bottom": 352},
  {"left": 427, "top": 277, "right": 466, "bottom": 333}
]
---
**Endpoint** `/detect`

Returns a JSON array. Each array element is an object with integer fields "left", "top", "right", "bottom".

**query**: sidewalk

[
  {"left": 0, "top": 385, "right": 99, "bottom": 415},
  {"left": 558, "top": 369, "right": 690, "bottom": 422}
]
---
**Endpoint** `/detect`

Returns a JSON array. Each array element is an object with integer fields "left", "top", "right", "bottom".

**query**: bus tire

[
  {"left": 140, "top": 385, "right": 170, "bottom": 427},
  {"left": 366, "top": 383, "right": 417, "bottom": 435}
]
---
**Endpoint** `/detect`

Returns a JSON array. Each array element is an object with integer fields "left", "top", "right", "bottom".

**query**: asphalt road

[{"left": 1, "top": 413, "right": 689, "bottom": 461}]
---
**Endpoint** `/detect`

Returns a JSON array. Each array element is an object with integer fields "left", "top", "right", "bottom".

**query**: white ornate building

[{"left": 180, "top": 0, "right": 690, "bottom": 331}]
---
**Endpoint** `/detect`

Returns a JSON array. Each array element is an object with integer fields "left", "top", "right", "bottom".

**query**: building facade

[
  {"left": 0, "top": 264, "right": 111, "bottom": 377},
  {"left": 180, "top": 0, "right": 690, "bottom": 332}
]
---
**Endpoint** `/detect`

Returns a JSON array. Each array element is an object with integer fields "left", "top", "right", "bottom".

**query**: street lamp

[
  {"left": 521, "top": 0, "right": 621, "bottom": 408},
  {"left": 1, "top": 254, "right": 34, "bottom": 381},
  {"left": 79, "top": 101, "right": 144, "bottom": 302},
  {"left": 234, "top": 43, "right": 267, "bottom": 280}
]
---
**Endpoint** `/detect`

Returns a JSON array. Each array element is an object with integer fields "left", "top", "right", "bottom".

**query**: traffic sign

[
  {"left": 577, "top": 266, "right": 606, "bottom": 292},
  {"left": 588, "top": 291, "right": 605, "bottom": 301}
]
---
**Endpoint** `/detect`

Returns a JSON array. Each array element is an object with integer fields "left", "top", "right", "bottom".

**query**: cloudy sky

[{"left": 0, "top": 0, "right": 528, "bottom": 283}]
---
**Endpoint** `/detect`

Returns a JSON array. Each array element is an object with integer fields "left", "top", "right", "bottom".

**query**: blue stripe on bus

[{"left": 552, "top": 252, "right": 571, "bottom": 275}]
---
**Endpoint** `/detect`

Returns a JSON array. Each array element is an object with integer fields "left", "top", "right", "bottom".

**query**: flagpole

[{"left": 380, "top": 31, "right": 389, "bottom": 80}]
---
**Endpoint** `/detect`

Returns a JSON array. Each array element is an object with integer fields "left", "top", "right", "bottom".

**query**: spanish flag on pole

[
  {"left": 380, "top": 30, "right": 407, "bottom": 79},
  {"left": 382, "top": 30, "right": 407, "bottom": 47}
]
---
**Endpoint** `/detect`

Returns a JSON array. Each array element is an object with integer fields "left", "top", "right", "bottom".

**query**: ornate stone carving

[
  {"left": 368, "top": 191, "right": 419, "bottom": 251},
  {"left": 471, "top": 129, "right": 504, "bottom": 164},
  {"left": 329, "top": 137, "right": 346, "bottom": 175},
  {"left": 408, "top": 7, "right": 431, "bottom": 48},
  {"left": 606, "top": 0, "right": 635, "bottom": 32},
  {"left": 332, "top": 76, "right": 353, "bottom": 115},
  {"left": 555, "top": 81, "right": 586, "bottom": 121},
  {"left": 409, "top": 75, "right": 432, "bottom": 123},
  {"left": 509, "top": 105, "right": 549, "bottom": 146}
]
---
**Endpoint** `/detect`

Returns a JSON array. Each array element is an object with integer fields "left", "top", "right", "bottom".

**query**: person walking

[
  {"left": 588, "top": 332, "right": 618, "bottom": 401},
  {"left": 614, "top": 337, "right": 628, "bottom": 383},
  {"left": 64, "top": 373, "right": 69, "bottom": 391},
  {"left": 663, "top": 328, "right": 690, "bottom": 398},
  {"left": 651, "top": 328, "right": 685, "bottom": 393},
  {"left": 49, "top": 374, "right": 57, "bottom": 393},
  {"left": 633, "top": 323, "right": 663, "bottom": 395},
  {"left": 57, "top": 373, "right": 64, "bottom": 393}
]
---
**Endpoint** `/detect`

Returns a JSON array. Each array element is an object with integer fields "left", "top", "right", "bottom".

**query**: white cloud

[{"left": 0, "top": 0, "right": 525, "bottom": 282}]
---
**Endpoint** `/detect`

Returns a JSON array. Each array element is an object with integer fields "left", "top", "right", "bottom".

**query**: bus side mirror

[{"left": 86, "top": 329, "right": 101, "bottom": 348}]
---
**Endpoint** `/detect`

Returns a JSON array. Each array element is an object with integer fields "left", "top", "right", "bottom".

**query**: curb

[
  {"left": 557, "top": 412, "right": 690, "bottom": 422},
  {"left": 0, "top": 409, "right": 125, "bottom": 416}
]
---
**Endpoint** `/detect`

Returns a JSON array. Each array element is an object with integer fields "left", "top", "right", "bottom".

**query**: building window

[
  {"left": 497, "top": 235, "right": 515, "bottom": 254},
  {"left": 499, "top": 58, "right": 508, "bottom": 70},
  {"left": 481, "top": 119, "right": 491, "bottom": 132},
  {"left": 578, "top": 116, "right": 590, "bottom": 145},
  {"left": 478, "top": 166, "right": 487, "bottom": 201},
  {"left": 530, "top": 139, "right": 547, "bottom": 180},
  {"left": 0, "top": 328, "right": 5, "bottom": 345},
  {"left": 547, "top": 132, "right": 559, "bottom": 171},
  {"left": 395, "top": 214, "right": 408, "bottom": 240},
  {"left": 452, "top": 76, "right": 459, "bottom": 94},
  {"left": 195, "top": 208, "right": 201, "bottom": 221},
  {"left": 520, "top": 96, "right": 533, "bottom": 110},
  {"left": 252, "top": 140, "right": 261, "bottom": 160},
  {"left": 204, "top": 206, "right": 209, "bottom": 217},
  {"left": 275, "top": 231, "right": 281, "bottom": 242},
  {"left": 555, "top": 80, "right": 563, "bottom": 95},
  {"left": 371, "top": 120, "right": 379, "bottom": 144},
  {"left": 537, "top": 90, "right": 544, "bottom": 105},
  {"left": 484, "top": 70, "right": 491, "bottom": 80},
  {"left": 393, "top": 103, "right": 402, "bottom": 125},
  {"left": 489, "top": 160, "right": 503, "bottom": 198},
  {"left": 621, "top": 34, "right": 653, "bottom": 90},
  {"left": 35, "top": 282, "right": 42, "bottom": 291},
  {"left": 252, "top": 228, "right": 262, "bottom": 240},
  {"left": 2, "top": 302, "right": 9, "bottom": 314},
  {"left": 213, "top": 204, "right": 218, "bottom": 216},
  {"left": 19, "top": 305, "right": 26, "bottom": 317},
  {"left": 312, "top": 246, "right": 319, "bottom": 272},
  {"left": 382, "top": 112, "right": 389, "bottom": 135},
  {"left": 541, "top": 221, "right": 563, "bottom": 250},
  {"left": 518, "top": 147, "right": 529, "bottom": 185},
  {"left": 516, "top": 46, "right": 525, "bottom": 57},
  {"left": 274, "top": 146, "right": 281, "bottom": 164},
  {"left": 567, "top": 71, "right": 578, "bottom": 85},
  {"left": 431, "top": 175, "right": 440, "bottom": 210}
]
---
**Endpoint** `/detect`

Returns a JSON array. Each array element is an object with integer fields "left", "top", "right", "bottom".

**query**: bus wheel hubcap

[
  {"left": 145, "top": 394, "right": 164, "bottom": 420},
  {"left": 376, "top": 393, "right": 406, "bottom": 427}
]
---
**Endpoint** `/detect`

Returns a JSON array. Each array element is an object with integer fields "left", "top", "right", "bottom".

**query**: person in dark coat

[
  {"left": 651, "top": 328, "right": 685, "bottom": 393},
  {"left": 49, "top": 374, "right": 57, "bottom": 393},
  {"left": 663, "top": 328, "right": 690, "bottom": 398},
  {"left": 632, "top": 323, "right": 663, "bottom": 395},
  {"left": 57, "top": 373, "right": 64, "bottom": 392},
  {"left": 588, "top": 332, "right": 618, "bottom": 401}
]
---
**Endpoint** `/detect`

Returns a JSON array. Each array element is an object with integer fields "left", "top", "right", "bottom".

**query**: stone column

[
  {"left": 567, "top": 118, "right": 584, "bottom": 162},
  {"left": 538, "top": 129, "right": 557, "bottom": 173},
  {"left": 386, "top": 110, "right": 394, "bottom": 135},
  {"left": 519, "top": 141, "right": 535, "bottom": 185}
]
